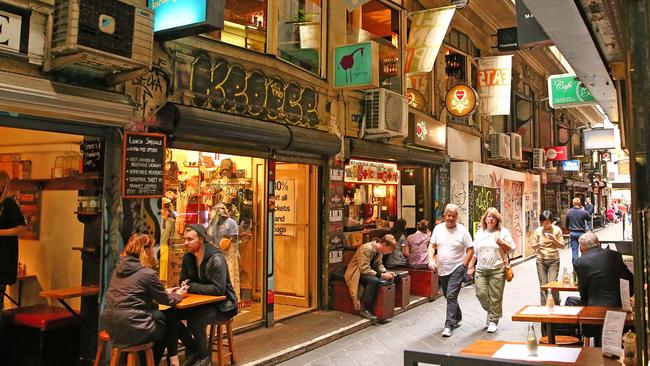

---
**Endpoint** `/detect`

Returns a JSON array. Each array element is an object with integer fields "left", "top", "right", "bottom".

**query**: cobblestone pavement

[{"left": 279, "top": 223, "right": 624, "bottom": 366}]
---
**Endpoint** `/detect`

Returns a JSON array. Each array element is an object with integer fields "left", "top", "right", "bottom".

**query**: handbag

[{"left": 499, "top": 248, "right": 514, "bottom": 282}]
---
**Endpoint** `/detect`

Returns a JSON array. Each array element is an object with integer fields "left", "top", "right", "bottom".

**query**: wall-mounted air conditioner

[
  {"left": 532, "top": 148, "right": 546, "bottom": 170},
  {"left": 50, "top": 0, "right": 154, "bottom": 71},
  {"left": 364, "top": 88, "right": 408, "bottom": 138},
  {"left": 490, "top": 133, "right": 511, "bottom": 159},
  {"left": 509, "top": 133, "right": 522, "bottom": 161}
]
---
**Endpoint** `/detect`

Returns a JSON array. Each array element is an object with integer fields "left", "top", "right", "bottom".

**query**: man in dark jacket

[
  {"left": 180, "top": 224, "right": 238, "bottom": 366},
  {"left": 566, "top": 232, "right": 634, "bottom": 345},
  {"left": 584, "top": 198, "right": 594, "bottom": 231}
]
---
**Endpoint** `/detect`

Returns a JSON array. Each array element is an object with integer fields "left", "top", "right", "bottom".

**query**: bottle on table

[
  {"left": 623, "top": 330, "right": 636, "bottom": 366},
  {"left": 545, "top": 288, "right": 555, "bottom": 312},
  {"left": 527, "top": 323, "right": 538, "bottom": 357},
  {"left": 562, "top": 267, "right": 571, "bottom": 286}
]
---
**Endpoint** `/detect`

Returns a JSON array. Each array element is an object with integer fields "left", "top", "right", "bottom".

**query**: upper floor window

[
  {"left": 277, "top": 0, "right": 323, "bottom": 75},
  {"left": 444, "top": 29, "right": 480, "bottom": 127},
  {"left": 346, "top": 0, "right": 402, "bottom": 93},
  {"left": 204, "top": 0, "right": 267, "bottom": 52}
]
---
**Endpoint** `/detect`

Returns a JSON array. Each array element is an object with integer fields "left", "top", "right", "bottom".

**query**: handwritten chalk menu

[
  {"left": 81, "top": 136, "right": 103, "bottom": 173},
  {"left": 122, "top": 132, "right": 166, "bottom": 198}
]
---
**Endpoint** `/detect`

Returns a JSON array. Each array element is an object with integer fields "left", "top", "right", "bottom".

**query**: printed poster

[{"left": 406, "top": 6, "right": 456, "bottom": 73}]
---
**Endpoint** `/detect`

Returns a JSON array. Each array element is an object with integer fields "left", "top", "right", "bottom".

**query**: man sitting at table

[
  {"left": 565, "top": 232, "right": 633, "bottom": 345},
  {"left": 179, "top": 224, "right": 238, "bottom": 366}
]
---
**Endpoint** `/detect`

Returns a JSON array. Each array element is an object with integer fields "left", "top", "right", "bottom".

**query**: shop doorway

[{"left": 273, "top": 163, "right": 318, "bottom": 320}]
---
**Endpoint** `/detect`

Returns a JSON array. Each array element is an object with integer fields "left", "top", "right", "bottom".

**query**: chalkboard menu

[
  {"left": 80, "top": 136, "right": 103, "bottom": 173},
  {"left": 122, "top": 132, "right": 166, "bottom": 198}
]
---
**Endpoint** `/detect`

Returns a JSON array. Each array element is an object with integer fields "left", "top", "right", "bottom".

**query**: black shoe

[
  {"left": 193, "top": 356, "right": 212, "bottom": 366},
  {"left": 360, "top": 309, "right": 378, "bottom": 321}
]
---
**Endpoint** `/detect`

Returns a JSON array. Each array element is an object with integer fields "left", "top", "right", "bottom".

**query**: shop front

[{"left": 0, "top": 71, "right": 135, "bottom": 363}]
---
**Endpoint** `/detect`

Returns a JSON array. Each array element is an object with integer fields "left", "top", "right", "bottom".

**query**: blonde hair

[
  {"left": 480, "top": 207, "right": 503, "bottom": 230},
  {"left": 122, "top": 233, "right": 157, "bottom": 269},
  {"left": 0, "top": 170, "right": 10, "bottom": 204}
]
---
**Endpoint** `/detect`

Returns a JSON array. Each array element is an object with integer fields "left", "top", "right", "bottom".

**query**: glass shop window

[
  {"left": 204, "top": 0, "right": 268, "bottom": 52},
  {"left": 277, "top": 0, "right": 323, "bottom": 75},
  {"left": 346, "top": 0, "right": 402, "bottom": 93}
]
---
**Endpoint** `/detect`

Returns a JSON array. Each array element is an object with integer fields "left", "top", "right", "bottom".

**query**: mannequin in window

[{"left": 207, "top": 204, "right": 241, "bottom": 301}]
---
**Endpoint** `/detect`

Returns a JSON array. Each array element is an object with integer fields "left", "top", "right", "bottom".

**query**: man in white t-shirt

[{"left": 428, "top": 204, "right": 474, "bottom": 337}]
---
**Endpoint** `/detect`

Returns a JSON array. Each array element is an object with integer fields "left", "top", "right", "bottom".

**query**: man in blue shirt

[{"left": 565, "top": 198, "right": 591, "bottom": 260}]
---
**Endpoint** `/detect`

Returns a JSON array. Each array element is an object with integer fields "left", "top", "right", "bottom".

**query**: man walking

[
  {"left": 566, "top": 198, "right": 591, "bottom": 261},
  {"left": 584, "top": 198, "right": 594, "bottom": 231},
  {"left": 428, "top": 204, "right": 474, "bottom": 337}
]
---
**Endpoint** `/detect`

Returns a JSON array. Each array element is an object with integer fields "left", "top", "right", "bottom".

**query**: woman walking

[
  {"left": 469, "top": 207, "right": 515, "bottom": 333},
  {"left": 532, "top": 210, "right": 565, "bottom": 305}
]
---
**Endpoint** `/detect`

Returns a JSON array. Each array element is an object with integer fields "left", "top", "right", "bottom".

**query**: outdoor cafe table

[
  {"left": 460, "top": 339, "right": 621, "bottom": 366},
  {"left": 159, "top": 293, "right": 226, "bottom": 311},
  {"left": 40, "top": 285, "right": 100, "bottom": 319},
  {"left": 541, "top": 281, "right": 579, "bottom": 294},
  {"left": 578, "top": 306, "right": 634, "bottom": 326},
  {"left": 511, "top": 305, "right": 584, "bottom": 345}
]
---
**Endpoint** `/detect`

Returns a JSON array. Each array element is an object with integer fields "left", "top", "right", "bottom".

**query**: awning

[
  {"left": 344, "top": 138, "right": 446, "bottom": 166},
  {"left": 160, "top": 104, "right": 340, "bottom": 161},
  {"left": 0, "top": 71, "right": 135, "bottom": 127}
]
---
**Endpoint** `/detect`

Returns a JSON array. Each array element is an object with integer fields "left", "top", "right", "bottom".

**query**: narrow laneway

[{"left": 279, "top": 223, "right": 625, "bottom": 366}]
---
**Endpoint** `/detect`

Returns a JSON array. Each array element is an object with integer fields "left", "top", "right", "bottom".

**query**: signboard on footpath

[{"left": 548, "top": 74, "right": 596, "bottom": 108}]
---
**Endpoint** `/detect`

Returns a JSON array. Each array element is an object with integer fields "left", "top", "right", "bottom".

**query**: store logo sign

[
  {"left": 0, "top": 6, "right": 28, "bottom": 55},
  {"left": 548, "top": 73, "right": 596, "bottom": 108},
  {"left": 544, "top": 146, "right": 568, "bottom": 161},
  {"left": 408, "top": 111, "right": 446, "bottom": 150},
  {"left": 445, "top": 84, "right": 478, "bottom": 117}
]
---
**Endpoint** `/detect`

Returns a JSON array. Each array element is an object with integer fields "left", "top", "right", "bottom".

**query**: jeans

[
  {"left": 569, "top": 231, "right": 583, "bottom": 261},
  {"left": 439, "top": 265, "right": 465, "bottom": 328},
  {"left": 586, "top": 217, "right": 593, "bottom": 231},
  {"left": 360, "top": 274, "right": 381, "bottom": 313},
  {"left": 180, "top": 305, "right": 236, "bottom": 358},
  {"left": 536, "top": 257, "right": 560, "bottom": 305},
  {"left": 474, "top": 267, "right": 506, "bottom": 323}
]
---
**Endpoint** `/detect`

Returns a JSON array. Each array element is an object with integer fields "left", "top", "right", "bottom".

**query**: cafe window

[
  {"left": 346, "top": 0, "right": 403, "bottom": 93},
  {"left": 162, "top": 149, "right": 265, "bottom": 328},
  {"left": 204, "top": 0, "right": 267, "bottom": 52},
  {"left": 277, "top": 0, "right": 323, "bottom": 75}
]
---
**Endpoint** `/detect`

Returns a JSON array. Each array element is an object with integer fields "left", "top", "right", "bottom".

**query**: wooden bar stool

[
  {"left": 208, "top": 319, "right": 236, "bottom": 366},
  {"left": 109, "top": 342, "right": 155, "bottom": 366},
  {"left": 93, "top": 330, "right": 111, "bottom": 366}
]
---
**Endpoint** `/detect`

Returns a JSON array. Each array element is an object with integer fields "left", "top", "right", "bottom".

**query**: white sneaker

[
  {"left": 487, "top": 322, "right": 498, "bottom": 333},
  {"left": 442, "top": 327, "right": 453, "bottom": 337}
]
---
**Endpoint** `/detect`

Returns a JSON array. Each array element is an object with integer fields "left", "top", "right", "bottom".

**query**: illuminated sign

[
  {"left": 344, "top": 160, "right": 399, "bottom": 185},
  {"left": 407, "top": 110, "right": 446, "bottom": 150},
  {"left": 445, "top": 84, "right": 478, "bottom": 117},
  {"left": 562, "top": 160, "right": 580, "bottom": 172},
  {"left": 548, "top": 73, "right": 596, "bottom": 109},
  {"left": 583, "top": 128, "right": 616, "bottom": 150},
  {"left": 148, "top": 0, "right": 223, "bottom": 41}
]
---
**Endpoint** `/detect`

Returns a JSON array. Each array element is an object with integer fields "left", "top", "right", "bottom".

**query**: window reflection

[
  {"left": 277, "top": 0, "right": 322, "bottom": 75},
  {"left": 204, "top": 0, "right": 267, "bottom": 52}
]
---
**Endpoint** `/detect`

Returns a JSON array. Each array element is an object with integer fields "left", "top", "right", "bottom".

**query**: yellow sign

[{"left": 445, "top": 84, "right": 478, "bottom": 117}]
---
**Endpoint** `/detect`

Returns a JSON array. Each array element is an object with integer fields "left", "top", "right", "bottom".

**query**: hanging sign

[
  {"left": 516, "top": 1, "right": 551, "bottom": 48},
  {"left": 344, "top": 159, "right": 399, "bottom": 185},
  {"left": 544, "top": 146, "right": 568, "bottom": 161},
  {"left": 122, "top": 132, "right": 166, "bottom": 198},
  {"left": 445, "top": 84, "right": 478, "bottom": 117},
  {"left": 478, "top": 55, "right": 513, "bottom": 116},
  {"left": 405, "top": 6, "right": 456, "bottom": 74},
  {"left": 334, "top": 42, "right": 379, "bottom": 89},
  {"left": 0, "top": 3, "right": 30, "bottom": 55},
  {"left": 148, "top": 0, "right": 224, "bottom": 41},
  {"left": 408, "top": 110, "right": 446, "bottom": 150},
  {"left": 548, "top": 73, "right": 596, "bottom": 108}
]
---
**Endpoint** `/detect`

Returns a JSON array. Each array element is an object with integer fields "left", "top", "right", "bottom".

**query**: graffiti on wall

[
  {"left": 451, "top": 179, "right": 468, "bottom": 226},
  {"left": 472, "top": 185, "right": 499, "bottom": 235},
  {"left": 125, "top": 65, "right": 172, "bottom": 131},
  {"left": 174, "top": 54, "right": 320, "bottom": 128},
  {"left": 502, "top": 179, "right": 523, "bottom": 258}
]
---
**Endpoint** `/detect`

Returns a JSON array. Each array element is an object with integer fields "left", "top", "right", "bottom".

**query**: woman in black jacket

[{"left": 101, "top": 234, "right": 185, "bottom": 365}]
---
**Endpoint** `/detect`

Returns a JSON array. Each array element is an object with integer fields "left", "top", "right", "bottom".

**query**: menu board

[
  {"left": 122, "top": 132, "right": 166, "bottom": 198},
  {"left": 81, "top": 136, "right": 103, "bottom": 173}
]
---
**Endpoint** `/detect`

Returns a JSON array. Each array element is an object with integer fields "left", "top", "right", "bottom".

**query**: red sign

[{"left": 544, "top": 146, "right": 568, "bottom": 161}]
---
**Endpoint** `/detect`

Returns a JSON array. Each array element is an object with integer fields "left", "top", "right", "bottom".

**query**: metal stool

[
  {"left": 208, "top": 319, "right": 236, "bottom": 366},
  {"left": 109, "top": 342, "right": 155, "bottom": 366}
]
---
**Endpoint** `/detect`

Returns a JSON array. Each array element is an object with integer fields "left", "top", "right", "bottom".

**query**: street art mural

[{"left": 502, "top": 179, "right": 523, "bottom": 258}]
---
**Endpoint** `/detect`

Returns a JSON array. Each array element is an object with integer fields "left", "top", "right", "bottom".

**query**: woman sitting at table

[
  {"left": 101, "top": 233, "right": 185, "bottom": 366},
  {"left": 468, "top": 207, "right": 516, "bottom": 334},
  {"left": 532, "top": 210, "right": 565, "bottom": 306}
]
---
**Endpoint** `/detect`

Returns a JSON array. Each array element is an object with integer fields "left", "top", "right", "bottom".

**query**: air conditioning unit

[
  {"left": 532, "top": 148, "right": 546, "bottom": 170},
  {"left": 51, "top": 0, "right": 154, "bottom": 71},
  {"left": 509, "top": 133, "right": 522, "bottom": 161},
  {"left": 490, "top": 133, "right": 511, "bottom": 159},
  {"left": 364, "top": 88, "right": 408, "bottom": 138}
]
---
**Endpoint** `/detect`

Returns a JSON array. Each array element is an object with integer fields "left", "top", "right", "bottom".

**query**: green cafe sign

[{"left": 548, "top": 73, "right": 596, "bottom": 108}]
